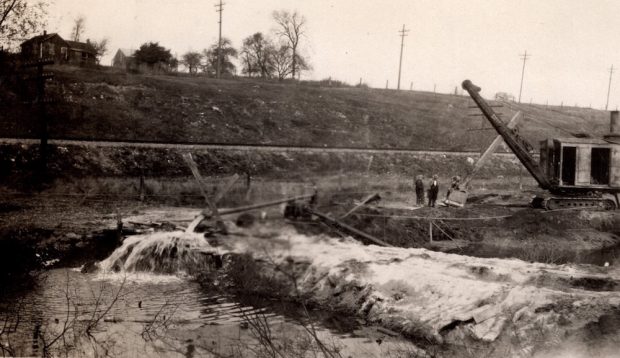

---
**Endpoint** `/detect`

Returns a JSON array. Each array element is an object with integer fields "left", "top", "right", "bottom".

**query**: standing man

[
  {"left": 415, "top": 175, "right": 425, "bottom": 206},
  {"left": 428, "top": 175, "right": 439, "bottom": 207}
]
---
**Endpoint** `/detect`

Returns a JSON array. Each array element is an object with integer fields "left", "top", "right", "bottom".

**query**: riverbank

[
  {"left": 207, "top": 221, "right": 620, "bottom": 357},
  {"left": 2, "top": 198, "right": 620, "bottom": 357}
]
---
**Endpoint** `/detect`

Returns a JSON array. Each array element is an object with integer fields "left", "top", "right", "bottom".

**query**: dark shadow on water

[{"left": 233, "top": 294, "right": 362, "bottom": 335}]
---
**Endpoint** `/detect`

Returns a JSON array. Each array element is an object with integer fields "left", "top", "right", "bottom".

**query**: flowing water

[{"left": 0, "top": 223, "right": 420, "bottom": 357}]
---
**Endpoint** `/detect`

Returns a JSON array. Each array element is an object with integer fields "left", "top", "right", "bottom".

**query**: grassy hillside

[{"left": 0, "top": 65, "right": 612, "bottom": 151}]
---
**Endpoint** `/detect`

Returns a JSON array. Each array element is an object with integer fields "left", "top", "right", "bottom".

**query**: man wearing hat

[
  {"left": 428, "top": 175, "right": 439, "bottom": 207},
  {"left": 415, "top": 175, "right": 425, "bottom": 206}
]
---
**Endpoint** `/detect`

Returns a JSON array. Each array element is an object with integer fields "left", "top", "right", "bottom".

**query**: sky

[{"left": 44, "top": 0, "right": 620, "bottom": 110}]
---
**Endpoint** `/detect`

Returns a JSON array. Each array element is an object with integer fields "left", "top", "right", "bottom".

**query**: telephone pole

[
  {"left": 397, "top": 24, "right": 409, "bottom": 91},
  {"left": 606, "top": 65, "right": 614, "bottom": 110},
  {"left": 518, "top": 50, "right": 530, "bottom": 103},
  {"left": 215, "top": 0, "right": 224, "bottom": 79}
]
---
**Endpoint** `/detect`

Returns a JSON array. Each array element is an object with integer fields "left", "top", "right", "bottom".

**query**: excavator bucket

[
  {"left": 445, "top": 189, "right": 468, "bottom": 207},
  {"left": 444, "top": 110, "right": 524, "bottom": 208}
]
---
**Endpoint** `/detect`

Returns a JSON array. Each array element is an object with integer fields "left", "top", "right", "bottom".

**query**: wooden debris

[
  {"left": 340, "top": 193, "right": 381, "bottom": 219},
  {"left": 306, "top": 207, "right": 393, "bottom": 247},
  {"left": 182, "top": 153, "right": 226, "bottom": 233},
  {"left": 214, "top": 174, "right": 240, "bottom": 204},
  {"left": 376, "top": 327, "right": 400, "bottom": 337},
  {"left": 215, "top": 194, "right": 315, "bottom": 217}
]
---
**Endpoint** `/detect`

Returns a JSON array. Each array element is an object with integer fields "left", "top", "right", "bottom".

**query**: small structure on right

[
  {"left": 111, "top": 48, "right": 136, "bottom": 70},
  {"left": 462, "top": 79, "right": 620, "bottom": 210}
]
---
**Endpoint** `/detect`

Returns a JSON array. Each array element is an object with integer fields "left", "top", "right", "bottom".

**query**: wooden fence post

[{"left": 429, "top": 220, "right": 433, "bottom": 242}]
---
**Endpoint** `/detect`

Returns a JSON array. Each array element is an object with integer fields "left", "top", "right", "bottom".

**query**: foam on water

[{"left": 99, "top": 229, "right": 218, "bottom": 275}]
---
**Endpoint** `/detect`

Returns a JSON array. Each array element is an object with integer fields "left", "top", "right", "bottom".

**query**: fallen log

[
  {"left": 306, "top": 208, "right": 393, "bottom": 247},
  {"left": 339, "top": 193, "right": 381, "bottom": 219},
  {"left": 205, "top": 194, "right": 316, "bottom": 217}
]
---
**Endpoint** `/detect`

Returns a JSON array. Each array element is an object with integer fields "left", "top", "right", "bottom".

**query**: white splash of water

[{"left": 99, "top": 230, "right": 217, "bottom": 275}]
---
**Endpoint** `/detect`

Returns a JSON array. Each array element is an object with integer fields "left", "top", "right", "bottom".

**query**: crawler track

[{"left": 543, "top": 197, "right": 617, "bottom": 210}]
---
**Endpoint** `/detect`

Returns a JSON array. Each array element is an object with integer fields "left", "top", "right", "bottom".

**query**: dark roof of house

[
  {"left": 21, "top": 33, "right": 96, "bottom": 54},
  {"left": 116, "top": 48, "right": 136, "bottom": 57},
  {"left": 66, "top": 40, "right": 96, "bottom": 54},
  {"left": 21, "top": 33, "right": 64, "bottom": 46}
]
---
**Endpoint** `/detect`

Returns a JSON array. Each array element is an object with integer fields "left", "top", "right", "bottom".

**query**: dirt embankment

[
  {"left": 0, "top": 198, "right": 139, "bottom": 286},
  {"left": 339, "top": 204, "right": 620, "bottom": 265},
  {"left": 0, "top": 65, "right": 611, "bottom": 151},
  {"left": 0, "top": 142, "right": 523, "bottom": 187}
]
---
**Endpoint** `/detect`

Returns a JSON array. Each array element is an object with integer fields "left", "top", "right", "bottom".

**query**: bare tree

[
  {"left": 270, "top": 42, "right": 310, "bottom": 81},
  {"left": 240, "top": 32, "right": 275, "bottom": 78},
  {"left": 198, "top": 52, "right": 209, "bottom": 73},
  {"left": 271, "top": 43, "right": 292, "bottom": 80},
  {"left": 0, "top": 0, "right": 47, "bottom": 49},
  {"left": 71, "top": 15, "right": 85, "bottom": 42},
  {"left": 181, "top": 51, "right": 203, "bottom": 74},
  {"left": 169, "top": 56, "right": 179, "bottom": 72},
  {"left": 240, "top": 49, "right": 255, "bottom": 78},
  {"left": 272, "top": 10, "right": 307, "bottom": 79},
  {"left": 204, "top": 37, "right": 237, "bottom": 77},
  {"left": 89, "top": 38, "right": 108, "bottom": 64}
]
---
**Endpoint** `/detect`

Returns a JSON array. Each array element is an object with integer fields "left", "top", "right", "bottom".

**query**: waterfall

[{"left": 99, "top": 224, "right": 218, "bottom": 275}]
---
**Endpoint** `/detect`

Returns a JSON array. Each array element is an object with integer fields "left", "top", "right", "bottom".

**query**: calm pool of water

[{"left": 0, "top": 268, "right": 420, "bottom": 357}]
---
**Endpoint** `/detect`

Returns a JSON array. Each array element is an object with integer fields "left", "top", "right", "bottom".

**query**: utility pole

[
  {"left": 397, "top": 24, "right": 409, "bottom": 91},
  {"left": 606, "top": 65, "right": 614, "bottom": 110},
  {"left": 215, "top": 0, "right": 224, "bottom": 79},
  {"left": 518, "top": 50, "right": 530, "bottom": 103}
]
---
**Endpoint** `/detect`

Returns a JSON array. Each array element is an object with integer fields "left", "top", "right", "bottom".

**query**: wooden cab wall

[
  {"left": 611, "top": 144, "right": 620, "bottom": 187},
  {"left": 544, "top": 138, "right": 618, "bottom": 189}
]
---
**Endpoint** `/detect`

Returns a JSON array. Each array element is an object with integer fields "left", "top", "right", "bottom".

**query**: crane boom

[{"left": 461, "top": 80, "right": 552, "bottom": 190}]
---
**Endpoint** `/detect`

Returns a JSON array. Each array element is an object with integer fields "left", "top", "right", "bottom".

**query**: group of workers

[{"left": 414, "top": 175, "right": 461, "bottom": 207}]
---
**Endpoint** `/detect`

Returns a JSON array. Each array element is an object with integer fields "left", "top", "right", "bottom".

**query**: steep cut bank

[
  {"left": 0, "top": 65, "right": 611, "bottom": 151},
  {"left": 0, "top": 141, "right": 524, "bottom": 184}
]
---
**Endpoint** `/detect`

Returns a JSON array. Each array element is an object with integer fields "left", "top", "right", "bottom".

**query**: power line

[
  {"left": 606, "top": 64, "right": 614, "bottom": 111},
  {"left": 215, "top": 0, "right": 225, "bottom": 79},
  {"left": 397, "top": 24, "right": 409, "bottom": 91},
  {"left": 518, "top": 50, "right": 530, "bottom": 103}
]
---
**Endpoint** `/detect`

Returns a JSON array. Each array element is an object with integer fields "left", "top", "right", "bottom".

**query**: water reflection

[{"left": 0, "top": 269, "right": 420, "bottom": 357}]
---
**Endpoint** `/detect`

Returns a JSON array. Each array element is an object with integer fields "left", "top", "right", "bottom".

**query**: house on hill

[
  {"left": 20, "top": 31, "right": 97, "bottom": 66},
  {"left": 112, "top": 48, "right": 136, "bottom": 69}
]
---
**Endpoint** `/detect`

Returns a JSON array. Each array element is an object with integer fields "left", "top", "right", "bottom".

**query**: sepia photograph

[{"left": 1, "top": 0, "right": 620, "bottom": 357}]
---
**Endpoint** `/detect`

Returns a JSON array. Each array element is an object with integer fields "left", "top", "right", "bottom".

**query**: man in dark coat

[
  {"left": 428, "top": 175, "right": 439, "bottom": 207},
  {"left": 415, "top": 175, "right": 425, "bottom": 206}
]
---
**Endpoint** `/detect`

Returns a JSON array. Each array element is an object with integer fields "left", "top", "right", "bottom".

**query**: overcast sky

[{"left": 45, "top": 0, "right": 620, "bottom": 110}]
